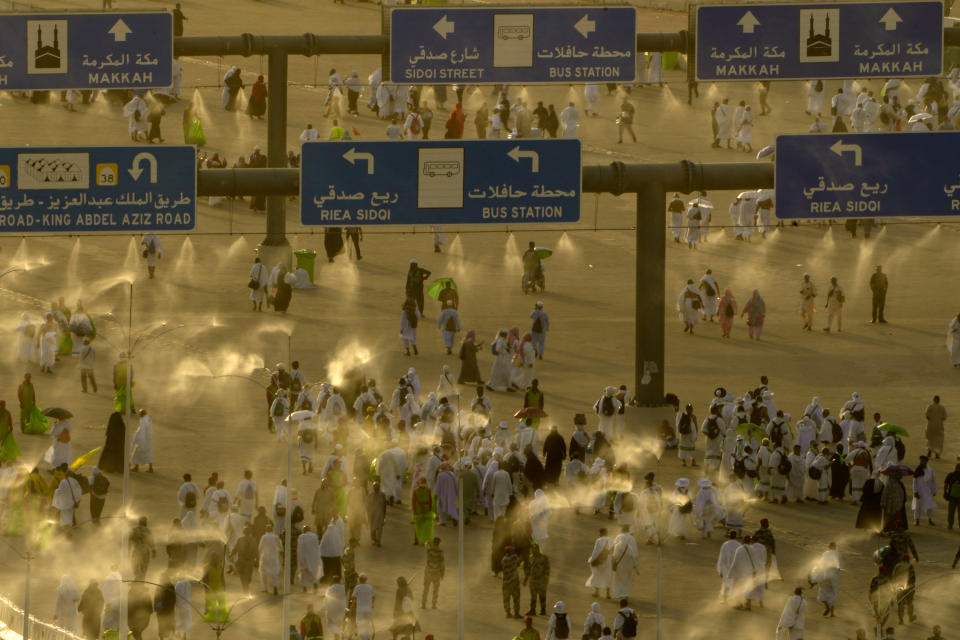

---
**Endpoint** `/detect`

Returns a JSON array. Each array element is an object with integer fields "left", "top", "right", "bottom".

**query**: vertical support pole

[
  {"left": 22, "top": 552, "right": 30, "bottom": 640},
  {"left": 634, "top": 184, "right": 665, "bottom": 405},
  {"left": 119, "top": 281, "right": 134, "bottom": 640},
  {"left": 281, "top": 334, "right": 293, "bottom": 640},
  {"left": 265, "top": 47, "right": 289, "bottom": 249}
]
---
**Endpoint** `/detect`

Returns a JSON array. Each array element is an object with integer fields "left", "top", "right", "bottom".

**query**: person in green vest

[
  {"left": 113, "top": 355, "right": 135, "bottom": 414},
  {"left": 329, "top": 119, "right": 346, "bottom": 141},
  {"left": 0, "top": 400, "right": 22, "bottom": 466},
  {"left": 411, "top": 476, "right": 435, "bottom": 546},
  {"left": 17, "top": 373, "right": 36, "bottom": 433},
  {"left": 521, "top": 379, "right": 545, "bottom": 430}
]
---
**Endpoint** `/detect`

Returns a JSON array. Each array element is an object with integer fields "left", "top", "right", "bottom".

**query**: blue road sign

[
  {"left": 0, "top": 146, "right": 196, "bottom": 232},
  {"left": 0, "top": 12, "right": 172, "bottom": 90},
  {"left": 775, "top": 132, "right": 960, "bottom": 219},
  {"left": 390, "top": 7, "right": 636, "bottom": 84},
  {"left": 695, "top": 2, "right": 942, "bottom": 81},
  {"left": 301, "top": 140, "right": 581, "bottom": 226}
]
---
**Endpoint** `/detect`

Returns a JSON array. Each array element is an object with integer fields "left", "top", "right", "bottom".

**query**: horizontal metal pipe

[
  {"left": 200, "top": 162, "right": 773, "bottom": 198},
  {"left": 636, "top": 31, "right": 688, "bottom": 53},
  {"left": 198, "top": 168, "right": 299, "bottom": 196},
  {"left": 175, "top": 34, "right": 388, "bottom": 58}
]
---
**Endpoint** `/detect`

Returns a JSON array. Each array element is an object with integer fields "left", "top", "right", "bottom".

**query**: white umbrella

[
  {"left": 287, "top": 410, "right": 317, "bottom": 422},
  {"left": 907, "top": 112, "right": 934, "bottom": 123},
  {"left": 687, "top": 197, "right": 714, "bottom": 208}
]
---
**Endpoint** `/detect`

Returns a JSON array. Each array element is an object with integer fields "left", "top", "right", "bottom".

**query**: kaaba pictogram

[
  {"left": 27, "top": 20, "right": 68, "bottom": 75},
  {"left": 799, "top": 9, "right": 839, "bottom": 63}
]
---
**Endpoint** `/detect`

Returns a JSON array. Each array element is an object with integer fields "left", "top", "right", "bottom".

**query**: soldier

[
  {"left": 524, "top": 545, "right": 550, "bottom": 616},
  {"left": 500, "top": 545, "right": 522, "bottom": 619},
  {"left": 422, "top": 537, "right": 445, "bottom": 609}
]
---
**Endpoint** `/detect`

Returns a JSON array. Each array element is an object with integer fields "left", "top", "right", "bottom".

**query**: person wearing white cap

[
  {"left": 546, "top": 601, "right": 570, "bottom": 640},
  {"left": 529, "top": 302, "right": 549, "bottom": 359},
  {"left": 585, "top": 529, "right": 613, "bottom": 599},
  {"left": 800, "top": 273, "right": 817, "bottom": 331},
  {"left": 694, "top": 477, "right": 723, "bottom": 538},
  {"left": 593, "top": 387, "right": 621, "bottom": 439},
  {"left": 667, "top": 478, "right": 692, "bottom": 540}
]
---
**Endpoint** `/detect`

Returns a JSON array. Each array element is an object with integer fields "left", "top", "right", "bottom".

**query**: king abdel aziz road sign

[
  {"left": 0, "top": 12, "right": 173, "bottom": 90},
  {"left": 775, "top": 132, "right": 960, "bottom": 219},
  {"left": 0, "top": 146, "right": 196, "bottom": 232},
  {"left": 390, "top": 7, "right": 636, "bottom": 84},
  {"left": 301, "top": 140, "right": 581, "bottom": 226},
  {"left": 695, "top": 1, "right": 942, "bottom": 81}
]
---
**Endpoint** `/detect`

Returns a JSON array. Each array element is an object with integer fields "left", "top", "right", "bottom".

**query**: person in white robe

[
  {"left": 510, "top": 335, "right": 537, "bottom": 391},
  {"left": 698, "top": 269, "right": 720, "bottom": 320},
  {"left": 670, "top": 194, "right": 686, "bottom": 242},
  {"left": 667, "top": 478, "right": 692, "bottom": 539},
  {"left": 795, "top": 416, "right": 817, "bottom": 454},
  {"left": 810, "top": 543, "right": 841, "bottom": 616},
  {"left": 270, "top": 392, "right": 290, "bottom": 442},
  {"left": 874, "top": 436, "right": 898, "bottom": 481},
  {"left": 848, "top": 441, "right": 873, "bottom": 503},
  {"left": 487, "top": 330, "right": 513, "bottom": 391},
  {"left": 248, "top": 259, "right": 269, "bottom": 311},
  {"left": 529, "top": 489, "right": 551, "bottom": 552},
  {"left": 694, "top": 478, "right": 723, "bottom": 538},
  {"left": 647, "top": 51, "right": 663, "bottom": 85},
  {"left": 15, "top": 313, "right": 36, "bottom": 362},
  {"left": 677, "top": 281, "right": 703, "bottom": 333},
  {"left": 807, "top": 79, "right": 825, "bottom": 115},
  {"left": 685, "top": 205, "right": 703, "bottom": 248},
  {"left": 720, "top": 481, "right": 748, "bottom": 534},
  {"left": 130, "top": 409, "right": 153, "bottom": 472},
  {"left": 716, "top": 99, "right": 733, "bottom": 146},
  {"left": 53, "top": 575, "right": 80, "bottom": 633},
  {"left": 174, "top": 579, "right": 191, "bottom": 638},
  {"left": 324, "top": 581, "right": 347, "bottom": 638},
  {"left": 786, "top": 445, "right": 806, "bottom": 502},
  {"left": 804, "top": 397, "right": 824, "bottom": 429},
  {"left": 810, "top": 447, "right": 832, "bottom": 503},
  {"left": 947, "top": 313, "right": 960, "bottom": 367},
  {"left": 777, "top": 588, "right": 808, "bottom": 640},
  {"left": 730, "top": 535, "right": 766, "bottom": 609},
  {"left": 492, "top": 466, "right": 513, "bottom": 519},
  {"left": 716, "top": 532, "right": 741, "bottom": 602},
  {"left": 911, "top": 457, "right": 937, "bottom": 525},
  {"left": 582, "top": 602, "right": 605, "bottom": 639},
  {"left": 585, "top": 529, "right": 613, "bottom": 599},
  {"left": 52, "top": 473, "right": 81, "bottom": 530},
  {"left": 610, "top": 526, "right": 639, "bottom": 599},
  {"left": 101, "top": 570, "right": 123, "bottom": 633},
  {"left": 560, "top": 102, "right": 579, "bottom": 138},
  {"left": 702, "top": 412, "right": 724, "bottom": 472},
  {"left": 45, "top": 419, "right": 73, "bottom": 469},
  {"left": 436, "top": 364, "right": 458, "bottom": 401},
  {"left": 481, "top": 459, "right": 500, "bottom": 520},
  {"left": 258, "top": 525, "right": 282, "bottom": 594},
  {"left": 38, "top": 315, "right": 58, "bottom": 372},
  {"left": 298, "top": 525, "right": 322, "bottom": 590},
  {"left": 123, "top": 95, "right": 149, "bottom": 140},
  {"left": 583, "top": 84, "right": 600, "bottom": 116}
]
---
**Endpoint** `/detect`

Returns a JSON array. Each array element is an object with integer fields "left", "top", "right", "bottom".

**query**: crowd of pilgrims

[{"left": 6, "top": 350, "right": 959, "bottom": 640}]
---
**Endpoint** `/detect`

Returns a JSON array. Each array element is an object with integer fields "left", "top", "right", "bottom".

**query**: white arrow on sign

[
  {"left": 109, "top": 19, "right": 133, "bottom": 42},
  {"left": 128, "top": 152, "right": 158, "bottom": 183},
  {"left": 507, "top": 146, "right": 539, "bottom": 173},
  {"left": 829, "top": 140, "right": 862, "bottom": 166},
  {"left": 879, "top": 8, "right": 903, "bottom": 31},
  {"left": 737, "top": 11, "right": 760, "bottom": 34},
  {"left": 433, "top": 15, "right": 455, "bottom": 40},
  {"left": 574, "top": 14, "right": 596, "bottom": 39},
  {"left": 343, "top": 147, "right": 375, "bottom": 174}
]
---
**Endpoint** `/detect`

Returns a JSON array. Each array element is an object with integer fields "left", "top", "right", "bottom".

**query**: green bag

[
  {"left": 186, "top": 119, "right": 206, "bottom": 146},
  {"left": 24, "top": 406, "right": 50, "bottom": 434},
  {"left": 58, "top": 332, "right": 73, "bottom": 356}
]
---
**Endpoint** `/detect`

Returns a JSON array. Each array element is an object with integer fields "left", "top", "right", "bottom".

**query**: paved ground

[{"left": 2, "top": 2, "right": 960, "bottom": 640}]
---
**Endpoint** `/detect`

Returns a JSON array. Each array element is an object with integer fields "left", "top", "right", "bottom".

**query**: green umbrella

[
  {"left": 735, "top": 422, "right": 765, "bottom": 442},
  {"left": 535, "top": 247, "right": 553, "bottom": 259},
  {"left": 427, "top": 277, "right": 458, "bottom": 300},
  {"left": 877, "top": 422, "right": 909, "bottom": 437}
]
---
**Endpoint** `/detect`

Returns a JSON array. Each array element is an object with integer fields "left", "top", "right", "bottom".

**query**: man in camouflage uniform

[
  {"left": 500, "top": 545, "right": 522, "bottom": 618},
  {"left": 343, "top": 537, "right": 360, "bottom": 597},
  {"left": 524, "top": 545, "right": 550, "bottom": 616},
  {"left": 889, "top": 530, "right": 919, "bottom": 562},
  {"left": 422, "top": 537, "right": 445, "bottom": 609}
]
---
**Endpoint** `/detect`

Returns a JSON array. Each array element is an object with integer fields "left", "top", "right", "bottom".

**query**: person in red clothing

[
  {"left": 445, "top": 103, "right": 466, "bottom": 139},
  {"left": 516, "top": 616, "right": 541, "bottom": 640}
]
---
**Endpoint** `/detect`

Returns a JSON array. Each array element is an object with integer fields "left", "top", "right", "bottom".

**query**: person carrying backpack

[
  {"left": 546, "top": 601, "right": 570, "bottom": 640},
  {"left": 529, "top": 301, "right": 550, "bottom": 359},
  {"left": 404, "top": 109, "right": 424, "bottom": 140},
  {"left": 593, "top": 387, "right": 622, "bottom": 439},
  {"left": 702, "top": 405, "right": 724, "bottom": 472},
  {"left": 676, "top": 404, "right": 698, "bottom": 467},
  {"left": 613, "top": 599, "right": 637, "bottom": 640}
]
